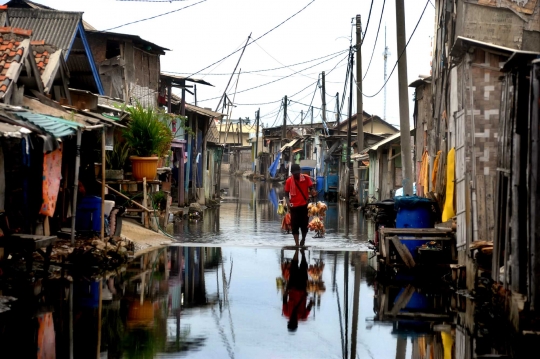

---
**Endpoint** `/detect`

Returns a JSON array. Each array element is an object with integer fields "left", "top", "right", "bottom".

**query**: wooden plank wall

[{"left": 475, "top": 174, "right": 496, "bottom": 241}]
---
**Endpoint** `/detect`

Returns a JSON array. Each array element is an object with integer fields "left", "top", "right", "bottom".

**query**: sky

[{"left": 4, "top": 0, "right": 435, "bottom": 128}]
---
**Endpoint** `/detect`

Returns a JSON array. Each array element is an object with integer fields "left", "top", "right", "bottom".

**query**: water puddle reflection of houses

[{"left": 0, "top": 243, "right": 529, "bottom": 358}]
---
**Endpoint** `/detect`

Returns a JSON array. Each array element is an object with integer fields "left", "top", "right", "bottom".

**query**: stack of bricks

[{"left": 0, "top": 26, "right": 32, "bottom": 96}]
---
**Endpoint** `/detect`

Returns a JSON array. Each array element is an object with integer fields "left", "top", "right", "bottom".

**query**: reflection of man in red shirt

[
  {"left": 283, "top": 249, "right": 313, "bottom": 331},
  {"left": 284, "top": 164, "right": 315, "bottom": 246}
]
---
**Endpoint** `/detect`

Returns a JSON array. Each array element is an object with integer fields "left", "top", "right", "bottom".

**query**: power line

[
  {"left": 362, "top": 0, "right": 386, "bottom": 81},
  {"left": 254, "top": 42, "right": 318, "bottom": 81},
  {"left": 103, "top": 0, "right": 207, "bottom": 31},
  {"left": 164, "top": 48, "right": 348, "bottom": 76},
  {"left": 199, "top": 51, "right": 347, "bottom": 102},
  {"left": 187, "top": 0, "right": 316, "bottom": 79},
  {"left": 361, "top": 0, "right": 374, "bottom": 44},
  {"left": 360, "top": 0, "right": 430, "bottom": 98},
  {"left": 269, "top": 102, "right": 284, "bottom": 127}
]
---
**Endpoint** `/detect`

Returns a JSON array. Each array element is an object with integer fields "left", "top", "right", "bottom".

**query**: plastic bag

[{"left": 277, "top": 202, "right": 285, "bottom": 216}]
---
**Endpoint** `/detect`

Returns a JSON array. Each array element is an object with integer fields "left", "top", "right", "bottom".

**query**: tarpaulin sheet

[{"left": 268, "top": 152, "right": 281, "bottom": 178}]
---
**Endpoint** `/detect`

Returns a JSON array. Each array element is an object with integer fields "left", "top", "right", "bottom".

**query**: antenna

[{"left": 383, "top": 25, "right": 391, "bottom": 121}]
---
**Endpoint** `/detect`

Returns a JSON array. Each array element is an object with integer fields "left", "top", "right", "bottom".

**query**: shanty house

[{"left": 85, "top": 31, "right": 168, "bottom": 107}]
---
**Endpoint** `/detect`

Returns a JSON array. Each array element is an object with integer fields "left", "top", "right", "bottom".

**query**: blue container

[
  {"left": 396, "top": 288, "right": 429, "bottom": 310},
  {"left": 394, "top": 196, "right": 436, "bottom": 260},
  {"left": 74, "top": 281, "right": 100, "bottom": 308},
  {"left": 316, "top": 176, "right": 324, "bottom": 192},
  {"left": 395, "top": 206, "right": 434, "bottom": 228},
  {"left": 76, "top": 196, "right": 102, "bottom": 232},
  {"left": 394, "top": 196, "right": 435, "bottom": 228}
]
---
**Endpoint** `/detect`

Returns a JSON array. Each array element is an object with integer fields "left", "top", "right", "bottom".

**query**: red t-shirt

[
  {"left": 282, "top": 289, "right": 311, "bottom": 320},
  {"left": 284, "top": 174, "right": 313, "bottom": 207}
]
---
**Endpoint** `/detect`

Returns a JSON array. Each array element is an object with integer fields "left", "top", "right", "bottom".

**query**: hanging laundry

[
  {"left": 418, "top": 151, "right": 429, "bottom": 197},
  {"left": 442, "top": 148, "right": 456, "bottom": 222},
  {"left": 39, "top": 144, "right": 63, "bottom": 217},
  {"left": 431, "top": 150, "right": 442, "bottom": 190}
]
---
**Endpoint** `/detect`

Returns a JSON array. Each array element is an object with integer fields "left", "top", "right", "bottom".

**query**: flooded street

[
  {"left": 175, "top": 175, "right": 372, "bottom": 250},
  {"left": 0, "top": 176, "right": 527, "bottom": 358}
]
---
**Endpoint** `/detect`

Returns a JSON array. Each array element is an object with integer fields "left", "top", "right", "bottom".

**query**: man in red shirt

[
  {"left": 284, "top": 164, "right": 316, "bottom": 246},
  {"left": 283, "top": 249, "right": 313, "bottom": 331}
]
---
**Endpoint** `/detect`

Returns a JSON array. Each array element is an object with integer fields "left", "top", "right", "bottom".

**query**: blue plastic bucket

[
  {"left": 316, "top": 176, "right": 324, "bottom": 192},
  {"left": 76, "top": 196, "right": 102, "bottom": 232}
]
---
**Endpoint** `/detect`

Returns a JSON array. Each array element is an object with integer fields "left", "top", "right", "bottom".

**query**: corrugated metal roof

[
  {"left": 0, "top": 121, "right": 29, "bottom": 137},
  {"left": 7, "top": 8, "right": 81, "bottom": 53},
  {"left": 161, "top": 72, "right": 214, "bottom": 87},
  {"left": 87, "top": 30, "right": 169, "bottom": 54},
  {"left": 15, "top": 111, "right": 83, "bottom": 137},
  {"left": 280, "top": 138, "right": 299, "bottom": 152},
  {"left": 185, "top": 103, "right": 224, "bottom": 119}
]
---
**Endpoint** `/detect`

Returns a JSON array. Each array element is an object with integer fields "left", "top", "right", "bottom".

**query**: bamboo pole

[{"left": 101, "top": 129, "right": 106, "bottom": 240}]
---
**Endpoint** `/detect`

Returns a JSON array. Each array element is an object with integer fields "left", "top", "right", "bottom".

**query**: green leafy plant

[
  {"left": 106, "top": 141, "right": 131, "bottom": 169},
  {"left": 122, "top": 102, "right": 173, "bottom": 157},
  {"left": 152, "top": 191, "right": 167, "bottom": 210}
]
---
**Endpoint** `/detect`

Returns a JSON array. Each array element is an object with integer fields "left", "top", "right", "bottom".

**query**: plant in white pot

[
  {"left": 123, "top": 103, "right": 173, "bottom": 181},
  {"left": 105, "top": 141, "right": 130, "bottom": 180}
]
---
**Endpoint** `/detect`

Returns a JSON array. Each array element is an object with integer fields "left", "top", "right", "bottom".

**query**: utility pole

[
  {"left": 335, "top": 92, "right": 340, "bottom": 126},
  {"left": 255, "top": 109, "right": 260, "bottom": 174},
  {"left": 383, "top": 26, "right": 390, "bottom": 121},
  {"left": 239, "top": 116, "right": 243, "bottom": 146},
  {"left": 300, "top": 110, "right": 304, "bottom": 125},
  {"left": 310, "top": 105, "right": 313, "bottom": 128},
  {"left": 395, "top": 0, "right": 413, "bottom": 196},
  {"left": 282, "top": 96, "right": 288, "bottom": 144},
  {"left": 194, "top": 84, "right": 197, "bottom": 106},
  {"left": 356, "top": 14, "right": 364, "bottom": 152},
  {"left": 321, "top": 71, "right": 326, "bottom": 125},
  {"left": 346, "top": 49, "right": 354, "bottom": 203}
]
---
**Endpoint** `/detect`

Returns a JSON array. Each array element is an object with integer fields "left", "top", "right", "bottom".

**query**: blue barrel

[
  {"left": 394, "top": 196, "right": 435, "bottom": 228},
  {"left": 316, "top": 176, "right": 324, "bottom": 192},
  {"left": 76, "top": 196, "right": 102, "bottom": 232},
  {"left": 394, "top": 196, "right": 436, "bottom": 260}
]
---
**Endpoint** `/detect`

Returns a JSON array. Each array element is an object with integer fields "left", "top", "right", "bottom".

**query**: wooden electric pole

[
  {"left": 282, "top": 96, "right": 287, "bottom": 142},
  {"left": 321, "top": 71, "right": 327, "bottom": 125},
  {"left": 356, "top": 14, "right": 364, "bottom": 152},
  {"left": 255, "top": 109, "right": 260, "bottom": 174},
  {"left": 395, "top": 0, "right": 413, "bottom": 196},
  {"left": 336, "top": 92, "right": 340, "bottom": 126},
  {"left": 346, "top": 49, "right": 354, "bottom": 203}
]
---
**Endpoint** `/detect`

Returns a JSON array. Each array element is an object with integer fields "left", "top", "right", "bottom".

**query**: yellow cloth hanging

[
  {"left": 441, "top": 331, "right": 454, "bottom": 359},
  {"left": 431, "top": 150, "right": 441, "bottom": 190},
  {"left": 418, "top": 151, "right": 429, "bottom": 197},
  {"left": 442, "top": 148, "right": 456, "bottom": 222}
]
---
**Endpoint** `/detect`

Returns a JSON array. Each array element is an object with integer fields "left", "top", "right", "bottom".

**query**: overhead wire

[
  {"left": 362, "top": 0, "right": 386, "bottom": 81},
  {"left": 361, "top": 0, "right": 374, "bottom": 44},
  {"left": 198, "top": 51, "right": 347, "bottom": 102},
  {"left": 103, "top": 0, "right": 207, "bottom": 31},
  {"left": 254, "top": 42, "right": 318, "bottom": 81},
  {"left": 187, "top": 0, "right": 317, "bottom": 78},
  {"left": 360, "top": 0, "right": 430, "bottom": 98},
  {"left": 164, "top": 48, "right": 348, "bottom": 76}
]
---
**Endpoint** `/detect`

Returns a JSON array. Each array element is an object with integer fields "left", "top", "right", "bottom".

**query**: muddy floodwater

[{"left": 0, "top": 176, "right": 523, "bottom": 358}]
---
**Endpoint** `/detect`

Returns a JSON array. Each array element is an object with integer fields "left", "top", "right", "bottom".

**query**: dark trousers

[{"left": 290, "top": 204, "right": 308, "bottom": 236}]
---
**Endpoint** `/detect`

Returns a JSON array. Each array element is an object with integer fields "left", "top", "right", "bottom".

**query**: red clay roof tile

[{"left": 31, "top": 40, "right": 45, "bottom": 46}]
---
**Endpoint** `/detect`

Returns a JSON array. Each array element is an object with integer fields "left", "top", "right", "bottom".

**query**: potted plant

[
  {"left": 105, "top": 141, "right": 130, "bottom": 180},
  {"left": 123, "top": 103, "right": 173, "bottom": 181}
]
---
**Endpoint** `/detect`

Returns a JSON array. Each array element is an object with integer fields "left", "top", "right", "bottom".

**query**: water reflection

[
  {"left": 0, "top": 245, "right": 527, "bottom": 358},
  {"left": 176, "top": 176, "right": 371, "bottom": 249}
]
